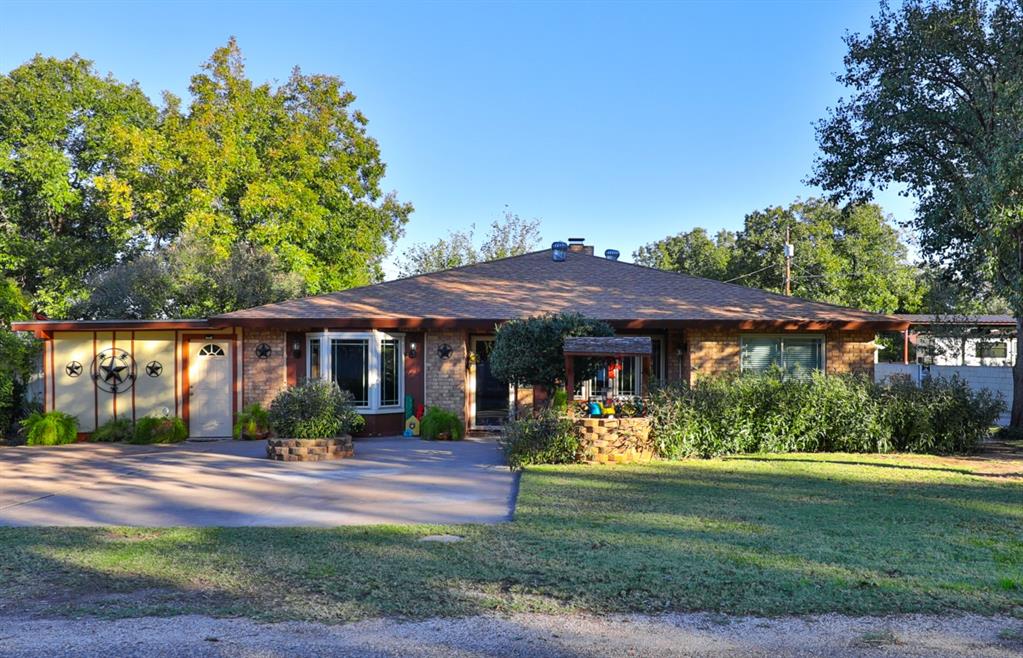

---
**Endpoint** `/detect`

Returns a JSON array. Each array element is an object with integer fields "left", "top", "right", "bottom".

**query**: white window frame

[
  {"left": 306, "top": 330, "right": 405, "bottom": 414},
  {"left": 739, "top": 334, "right": 826, "bottom": 376},
  {"left": 572, "top": 336, "right": 666, "bottom": 401}
]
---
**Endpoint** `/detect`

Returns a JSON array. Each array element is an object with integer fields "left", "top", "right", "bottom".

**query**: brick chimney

[{"left": 567, "top": 238, "right": 594, "bottom": 256}]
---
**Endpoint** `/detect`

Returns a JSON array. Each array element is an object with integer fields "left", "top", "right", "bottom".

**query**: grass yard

[{"left": 1, "top": 452, "right": 1021, "bottom": 622}]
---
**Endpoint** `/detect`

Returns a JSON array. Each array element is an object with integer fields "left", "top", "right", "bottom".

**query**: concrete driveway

[{"left": 0, "top": 437, "right": 518, "bottom": 526}]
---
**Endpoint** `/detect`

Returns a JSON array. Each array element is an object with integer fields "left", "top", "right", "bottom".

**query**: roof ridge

[{"left": 575, "top": 251, "right": 904, "bottom": 320}]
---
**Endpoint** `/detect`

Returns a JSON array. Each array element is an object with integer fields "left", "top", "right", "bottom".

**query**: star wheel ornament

[
  {"left": 145, "top": 360, "right": 163, "bottom": 378},
  {"left": 65, "top": 361, "right": 83, "bottom": 378},
  {"left": 91, "top": 348, "right": 137, "bottom": 393}
]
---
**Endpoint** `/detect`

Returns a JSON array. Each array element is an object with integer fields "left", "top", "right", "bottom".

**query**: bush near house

[
  {"left": 268, "top": 380, "right": 364, "bottom": 439},
  {"left": 130, "top": 416, "right": 188, "bottom": 444},
  {"left": 91, "top": 418, "right": 135, "bottom": 442},
  {"left": 233, "top": 403, "right": 271, "bottom": 440},
  {"left": 648, "top": 373, "right": 1003, "bottom": 458},
  {"left": 20, "top": 411, "right": 78, "bottom": 445},
  {"left": 420, "top": 406, "right": 463, "bottom": 440},
  {"left": 501, "top": 409, "right": 579, "bottom": 469}
]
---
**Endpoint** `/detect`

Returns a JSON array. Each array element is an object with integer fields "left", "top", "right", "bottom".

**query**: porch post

[
  {"left": 903, "top": 329, "right": 909, "bottom": 365},
  {"left": 564, "top": 355, "right": 574, "bottom": 401}
]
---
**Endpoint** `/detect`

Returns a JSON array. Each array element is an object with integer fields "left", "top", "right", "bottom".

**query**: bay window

[{"left": 306, "top": 331, "right": 404, "bottom": 412}]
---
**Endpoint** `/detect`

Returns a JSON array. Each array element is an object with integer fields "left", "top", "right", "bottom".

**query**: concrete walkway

[{"left": 0, "top": 437, "right": 518, "bottom": 526}]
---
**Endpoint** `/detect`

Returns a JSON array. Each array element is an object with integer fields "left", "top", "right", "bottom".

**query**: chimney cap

[{"left": 567, "top": 237, "right": 585, "bottom": 243}]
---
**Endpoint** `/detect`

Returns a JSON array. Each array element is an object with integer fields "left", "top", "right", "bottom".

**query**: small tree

[{"left": 489, "top": 312, "right": 613, "bottom": 393}]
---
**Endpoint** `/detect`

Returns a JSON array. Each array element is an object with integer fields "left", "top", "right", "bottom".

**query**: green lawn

[{"left": 1, "top": 453, "right": 1021, "bottom": 621}]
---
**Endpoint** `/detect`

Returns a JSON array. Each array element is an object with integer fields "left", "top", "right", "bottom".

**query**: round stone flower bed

[{"left": 266, "top": 436, "right": 354, "bottom": 462}]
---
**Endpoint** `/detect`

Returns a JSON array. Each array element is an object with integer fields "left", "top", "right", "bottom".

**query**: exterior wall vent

[
  {"left": 551, "top": 241, "right": 568, "bottom": 262},
  {"left": 604, "top": 249, "right": 620, "bottom": 261}
]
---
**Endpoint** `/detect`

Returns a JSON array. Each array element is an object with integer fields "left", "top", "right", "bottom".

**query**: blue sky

[{"left": 1, "top": 0, "right": 913, "bottom": 278}]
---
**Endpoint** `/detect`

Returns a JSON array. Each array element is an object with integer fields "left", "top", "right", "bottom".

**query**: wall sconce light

[
  {"left": 437, "top": 343, "right": 453, "bottom": 360},
  {"left": 408, "top": 341, "right": 418, "bottom": 359},
  {"left": 291, "top": 339, "right": 302, "bottom": 359}
]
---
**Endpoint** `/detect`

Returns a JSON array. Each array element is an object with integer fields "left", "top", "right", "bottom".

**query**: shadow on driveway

[{"left": 0, "top": 437, "right": 518, "bottom": 527}]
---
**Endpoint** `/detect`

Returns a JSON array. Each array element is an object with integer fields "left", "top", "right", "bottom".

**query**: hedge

[{"left": 648, "top": 373, "right": 1004, "bottom": 458}]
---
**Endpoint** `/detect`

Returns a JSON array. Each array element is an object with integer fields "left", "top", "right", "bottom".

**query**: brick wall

[
  {"left": 243, "top": 328, "right": 288, "bottom": 408},
  {"left": 825, "top": 330, "right": 875, "bottom": 376},
  {"left": 424, "top": 330, "right": 467, "bottom": 423},
  {"left": 687, "top": 329, "right": 741, "bottom": 381},
  {"left": 686, "top": 328, "right": 875, "bottom": 383}
]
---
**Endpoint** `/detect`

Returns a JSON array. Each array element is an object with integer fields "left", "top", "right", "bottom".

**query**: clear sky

[{"left": 1, "top": 0, "right": 914, "bottom": 278}]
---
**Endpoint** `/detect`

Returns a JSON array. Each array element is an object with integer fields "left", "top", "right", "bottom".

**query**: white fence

[{"left": 875, "top": 363, "right": 1013, "bottom": 426}]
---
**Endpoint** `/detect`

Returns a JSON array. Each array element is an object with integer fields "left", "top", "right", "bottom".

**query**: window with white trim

[
  {"left": 306, "top": 331, "right": 404, "bottom": 412},
  {"left": 572, "top": 336, "right": 665, "bottom": 400},
  {"left": 740, "top": 335, "right": 824, "bottom": 378}
]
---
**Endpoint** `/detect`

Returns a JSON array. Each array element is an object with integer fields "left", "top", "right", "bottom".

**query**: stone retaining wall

[
  {"left": 574, "top": 417, "right": 656, "bottom": 464},
  {"left": 266, "top": 436, "right": 354, "bottom": 461}
]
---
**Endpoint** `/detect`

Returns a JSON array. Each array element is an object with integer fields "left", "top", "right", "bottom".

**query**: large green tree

[
  {"left": 810, "top": 0, "right": 1023, "bottom": 427},
  {"left": 0, "top": 55, "right": 161, "bottom": 316},
  {"left": 396, "top": 211, "right": 542, "bottom": 277},
  {"left": 634, "top": 200, "right": 924, "bottom": 314},
  {"left": 633, "top": 228, "right": 735, "bottom": 281},
  {"left": 157, "top": 38, "right": 412, "bottom": 292}
]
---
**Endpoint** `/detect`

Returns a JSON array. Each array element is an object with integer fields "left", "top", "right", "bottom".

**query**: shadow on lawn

[
  {"left": 1, "top": 464, "right": 1020, "bottom": 623},
  {"left": 723, "top": 455, "right": 1023, "bottom": 479}
]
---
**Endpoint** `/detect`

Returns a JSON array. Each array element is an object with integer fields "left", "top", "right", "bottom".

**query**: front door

[
  {"left": 471, "top": 337, "right": 509, "bottom": 428},
  {"left": 187, "top": 340, "right": 233, "bottom": 438}
]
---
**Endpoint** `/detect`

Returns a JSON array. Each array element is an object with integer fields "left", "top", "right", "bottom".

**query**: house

[
  {"left": 892, "top": 314, "right": 1018, "bottom": 367},
  {"left": 12, "top": 240, "right": 909, "bottom": 438}
]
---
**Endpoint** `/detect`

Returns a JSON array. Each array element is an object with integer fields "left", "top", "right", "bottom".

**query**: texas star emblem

[{"left": 91, "top": 348, "right": 137, "bottom": 393}]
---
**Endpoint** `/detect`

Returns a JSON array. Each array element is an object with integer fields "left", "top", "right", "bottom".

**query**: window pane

[
  {"left": 309, "top": 339, "right": 320, "bottom": 380},
  {"left": 331, "top": 339, "right": 369, "bottom": 406},
  {"left": 741, "top": 338, "right": 781, "bottom": 373},
  {"left": 977, "top": 341, "right": 1007, "bottom": 359},
  {"left": 380, "top": 338, "right": 400, "bottom": 406},
  {"left": 618, "top": 358, "right": 637, "bottom": 396},
  {"left": 782, "top": 338, "right": 822, "bottom": 378}
]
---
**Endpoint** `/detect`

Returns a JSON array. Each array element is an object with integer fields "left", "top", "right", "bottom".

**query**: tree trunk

[{"left": 1013, "top": 317, "right": 1023, "bottom": 428}]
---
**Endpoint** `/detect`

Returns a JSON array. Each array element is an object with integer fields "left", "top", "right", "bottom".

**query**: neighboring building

[
  {"left": 12, "top": 241, "right": 907, "bottom": 438},
  {"left": 895, "top": 314, "right": 1018, "bottom": 367}
]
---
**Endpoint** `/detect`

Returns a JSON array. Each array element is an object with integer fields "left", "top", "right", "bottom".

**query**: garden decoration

[{"left": 91, "top": 348, "right": 136, "bottom": 393}]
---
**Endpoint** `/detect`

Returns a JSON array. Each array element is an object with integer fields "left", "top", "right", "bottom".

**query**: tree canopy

[
  {"left": 0, "top": 39, "right": 411, "bottom": 318},
  {"left": 633, "top": 199, "right": 925, "bottom": 314},
  {"left": 396, "top": 211, "right": 542, "bottom": 277},
  {"left": 810, "top": 0, "right": 1023, "bottom": 426}
]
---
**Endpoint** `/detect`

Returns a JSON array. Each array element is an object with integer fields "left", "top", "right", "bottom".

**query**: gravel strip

[{"left": 0, "top": 612, "right": 1020, "bottom": 657}]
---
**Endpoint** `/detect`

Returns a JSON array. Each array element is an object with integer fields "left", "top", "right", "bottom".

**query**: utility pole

[{"left": 783, "top": 227, "right": 794, "bottom": 296}]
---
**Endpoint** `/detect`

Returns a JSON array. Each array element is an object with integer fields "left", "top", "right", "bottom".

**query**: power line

[{"left": 723, "top": 263, "right": 779, "bottom": 283}]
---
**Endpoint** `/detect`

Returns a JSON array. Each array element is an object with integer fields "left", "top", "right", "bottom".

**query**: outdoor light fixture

[
  {"left": 291, "top": 339, "right": 302, "bottom": 359},
  {"left": 407, "top": 341, "right": 418, "bottom": 358}
]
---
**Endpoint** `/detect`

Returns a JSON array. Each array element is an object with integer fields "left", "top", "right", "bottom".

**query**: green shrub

[
  {"left": 648, "top": 372, "right": 1003, "bottom": 458},
  {"left": 500, "top": 409, "right": 580, "bottom": 468},
  {"left": 994, "top": 425, "right": 1023, "bottom": 442},
  {"left": 268, "top": 379, "right": 364, "bottom": 439},
  {"left": 880, "top": 375, "right": 1004, "bottom": 454},
  {"left": 130, "top": 415, "right": 187, "bottom": 444},
  {"left": 92, "top": 417, "right": 135, "bottom": 442},
  {"left": 234, "top": 403, "right": 271, "bottom": 440},
  {"left": 420, "top": 406, "right": 463, "bottom": 440},
  {"left": 20, "top": 411, "right": 79, "bottom": 446}
]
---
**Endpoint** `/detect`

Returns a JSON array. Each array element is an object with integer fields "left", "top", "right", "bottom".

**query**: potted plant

[
  {"left": 233, "top": 403, "right": 271, "bottom": 440},
  {"left": 266, "top": 380, "right": 365, "bottom": 461}
]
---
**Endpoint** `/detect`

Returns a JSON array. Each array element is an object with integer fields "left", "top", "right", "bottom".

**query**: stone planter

[
  {"left": 266, "top": 436, "right": 354, "bottom": 462},
  {"left": 573, "top": 417, "right": 655, "bottom": 464}
]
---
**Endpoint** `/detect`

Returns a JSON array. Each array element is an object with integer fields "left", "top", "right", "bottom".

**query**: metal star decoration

[
  {"left": 145, "top": 361, "right": 163, "bottom": 377},
  {"left": 65, "top": 361, "right": 83, "bottom": 378},
  {"left": 255, "top": 343, "right": 272, "bottom": 359}
]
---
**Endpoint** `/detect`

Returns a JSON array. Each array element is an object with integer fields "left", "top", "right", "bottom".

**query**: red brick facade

[{"left": 242, "top": 328, "right": 288, "bottom": 408}]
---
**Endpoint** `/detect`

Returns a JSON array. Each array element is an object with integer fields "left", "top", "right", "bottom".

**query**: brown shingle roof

[
  {"left": 213, "top": 250, "right": 907, "bottom": 329},
  {"left": 564, "top": 336, "right": 653, "bottom": 356}
]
